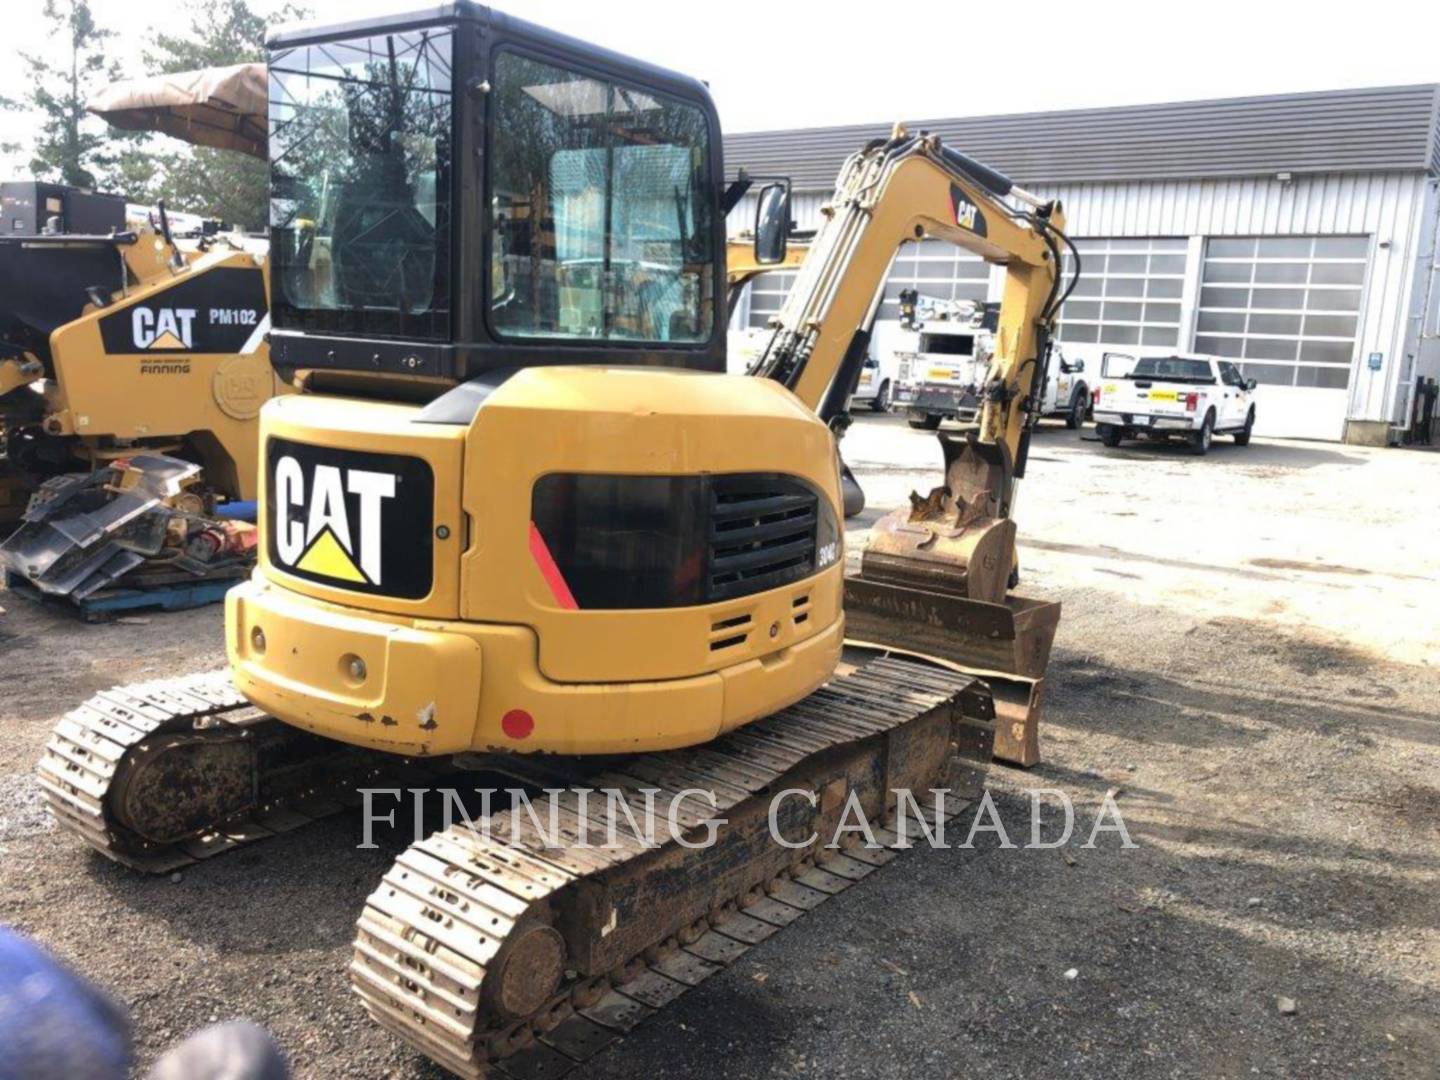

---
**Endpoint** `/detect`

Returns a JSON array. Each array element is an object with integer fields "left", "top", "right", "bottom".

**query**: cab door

[
  {"left": 855, "top": 355, "right": 879, "bottom": 401},
  {"left": 1216, "top": 361, "right": 1248, "bottom": 427},
  {"left": 1049, "top": 346, "right": 1071, "bottom": 413}
]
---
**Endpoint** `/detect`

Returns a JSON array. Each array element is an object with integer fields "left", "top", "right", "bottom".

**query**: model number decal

[{"left": 99, "top": 267, "right": 268, "bottom": 356}]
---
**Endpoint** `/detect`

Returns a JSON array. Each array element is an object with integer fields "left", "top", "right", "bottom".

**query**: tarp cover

[{"left": 88, "top": 64, "right": 267, "bottom": 158}]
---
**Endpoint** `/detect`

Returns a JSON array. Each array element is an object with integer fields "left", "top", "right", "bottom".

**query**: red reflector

[
  {"left": 501, "top": 709, "right": 534, "bottom": 741},
  {"left": 528, "top": 521, "right": 579, "bottom": 610}
]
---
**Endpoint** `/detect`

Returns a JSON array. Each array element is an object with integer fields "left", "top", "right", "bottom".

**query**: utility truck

[{"left": 892, "top": 291, "right": 1089, "bottom": 430}]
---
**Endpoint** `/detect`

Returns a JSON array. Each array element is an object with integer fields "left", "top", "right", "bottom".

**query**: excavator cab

[{"left": 266, "top": 8, "right": 729, "bottom": 381}]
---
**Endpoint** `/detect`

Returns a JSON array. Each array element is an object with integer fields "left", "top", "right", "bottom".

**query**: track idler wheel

[
  {"left": 109, "top": 730, "right": 257, "bottom": 844},
  {"left": 485, "top": 919, "right": 567, "bottom": 1022}
]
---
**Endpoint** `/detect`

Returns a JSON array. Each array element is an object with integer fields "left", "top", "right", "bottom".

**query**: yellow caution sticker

[
  {"left": 927, "top": 368, "right": 955, "bottom": 380},
  {"left": 1148, "top": 390, "right": 1178, "bottom": 401}
]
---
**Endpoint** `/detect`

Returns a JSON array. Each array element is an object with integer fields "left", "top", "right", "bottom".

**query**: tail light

[
  {"left": 1184, "top": 392, "right": 1199, "bottom": 412},
  {"left": 1092, "top": 386, "right": 1102, "bottom": 406}
]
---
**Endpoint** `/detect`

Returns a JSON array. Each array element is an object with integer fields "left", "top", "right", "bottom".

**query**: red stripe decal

[{"left": 528, "top": 521, "right": 579, "bottom": 610}]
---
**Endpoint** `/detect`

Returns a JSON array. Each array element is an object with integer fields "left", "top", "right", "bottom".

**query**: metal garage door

[
  {"left": 1194, "top": 236, "right": 1369, "bottom": 440},
  {"left": 744, "top": 270, "right": 796, "bottom": 329},
  {"left": 744, "top": 239, "right": 990, "bottom": 330},
  {"left": 877, "top": 239, "right": 989, "bottom": 322},
  {"left": 1057, "top": 237, "right": 1189, "bottom": 349}
]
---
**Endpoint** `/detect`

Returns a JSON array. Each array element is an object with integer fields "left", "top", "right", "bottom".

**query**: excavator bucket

[{"left": 846, "top": 432, "right": 1060, "bottom": 766}]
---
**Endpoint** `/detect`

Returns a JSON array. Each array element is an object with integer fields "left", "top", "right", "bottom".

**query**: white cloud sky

[{"left": 1, "top": 0, "right": 1436, "bottom": 179}]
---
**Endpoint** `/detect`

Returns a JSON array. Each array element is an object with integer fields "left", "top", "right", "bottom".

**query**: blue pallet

[{"left": 5, "top": 573, "right": 238, "bottom": 620}]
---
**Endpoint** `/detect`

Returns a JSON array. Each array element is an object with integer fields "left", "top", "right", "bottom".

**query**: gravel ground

[{"left": 2, "top": 415, "right": 1437, "bottom": 1079}]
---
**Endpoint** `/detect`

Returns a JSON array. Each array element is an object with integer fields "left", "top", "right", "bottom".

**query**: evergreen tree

[
  {"left": 139, "top": 0, "right": 307, "bottom": 230},
  {"left": 12, "top": 0, "right": 128, "bottom": 190}
]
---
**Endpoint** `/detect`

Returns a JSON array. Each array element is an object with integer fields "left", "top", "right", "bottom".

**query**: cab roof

[{"left": 267, "top": 2, "right": 715, "bottom": 109}]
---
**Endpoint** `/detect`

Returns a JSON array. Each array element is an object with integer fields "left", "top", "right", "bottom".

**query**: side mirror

[
  {"left": 754, "top": 182, "right": 790, "bottom": 265},
  {"left": 1245, "top": 378, "right": 1258, "bottom": 391},
  {"left": 1071, "top": 358, "right": 1085, "bottom": 373}
]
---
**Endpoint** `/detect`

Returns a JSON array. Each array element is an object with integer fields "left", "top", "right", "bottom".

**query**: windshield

[
  {"left": 1129, "top": 356, "right": 1215, "bottom": 382},
  {"left": 919, "top": 333, "right": 975, "bottom": 357},
  {"left": 269, "top": 31, "right": 453, "bottom": 340},
  {"left": 488, "top": 50, "right": 714, "bottom": 343}
]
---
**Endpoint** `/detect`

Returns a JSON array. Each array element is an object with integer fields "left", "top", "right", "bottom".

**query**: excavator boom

[
  {"left": 744, "top": 128, "right": 1074, "bottom": 764},
  {"left": 755, "top": 128, "right": 1067, "bottom": 451}
]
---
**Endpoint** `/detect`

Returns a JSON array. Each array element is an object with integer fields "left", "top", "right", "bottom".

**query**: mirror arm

[{"left": 721, "top": 172, "right": 753, "bottom": 216}]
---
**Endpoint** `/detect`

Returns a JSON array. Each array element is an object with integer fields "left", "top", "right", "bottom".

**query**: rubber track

[
  {"left": 36, "top": 670, "right": 447, "bottom": 872},
  {"left": 350, "top": 655, "right": 987, "bottom": 1078}
]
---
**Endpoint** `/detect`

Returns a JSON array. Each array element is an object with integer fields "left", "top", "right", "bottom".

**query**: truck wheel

[
  {"left": 872, "top": 380, "right": 891, "bottom": 413},
  {"left": 1099, "top": 424, "right": 1123, "bottom": 447},
  {"left": 1234, "top": 407, "right": 1255, "bottom": 446},
  {"left": 908, "top": 414, "right": 942, "bottom": 430},
  {"left": 1189, "top": 410, "right": 1215, "bottom": 456},
  {"left": 1065, "top": 390, "right": 1086, "bottom": 429}
]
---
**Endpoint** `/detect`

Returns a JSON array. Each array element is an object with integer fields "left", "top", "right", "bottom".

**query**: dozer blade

[
  {"left": 843, "top": 577, "right": 1058, "bottom": 766},
  {"left": 349, "top": 650, "right": 995, "bottom": 1078}
]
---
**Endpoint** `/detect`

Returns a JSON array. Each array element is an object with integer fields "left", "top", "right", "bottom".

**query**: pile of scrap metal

[{"left": 0, "top": 453, "right": 256, "bottom": 609}]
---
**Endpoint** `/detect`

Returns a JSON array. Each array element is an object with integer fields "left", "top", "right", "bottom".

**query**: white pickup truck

[{"left": 1093, "top": 353, "right": 1257, "bottom": 455}]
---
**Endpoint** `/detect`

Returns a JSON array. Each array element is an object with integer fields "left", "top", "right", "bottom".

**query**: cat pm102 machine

[
  {"left": 40, "top": 4, "right": 1075, "bottom": 1074},
  {"left": 2, "top": 66, "right": 278, "bottom": 608}
]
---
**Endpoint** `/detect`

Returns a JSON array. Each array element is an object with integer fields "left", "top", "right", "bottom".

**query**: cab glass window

[
  {"left": 269, "top": 31, "right": 453, "bottom": 340},
  {"left": 488, "top": 50, "right": 714, "bottom": 343}
]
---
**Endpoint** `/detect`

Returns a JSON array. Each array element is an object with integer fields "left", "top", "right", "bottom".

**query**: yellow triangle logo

[
  {"left": 295, "top": 526, "right": 367, "bottom": 584},
  {"left": 149, "top": 329, "right": 187, "bottom": 350}
]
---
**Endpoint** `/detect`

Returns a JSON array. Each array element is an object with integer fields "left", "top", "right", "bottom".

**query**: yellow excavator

[{"left": 39, "top": 5, "right": 1074, "bottom": 1075}]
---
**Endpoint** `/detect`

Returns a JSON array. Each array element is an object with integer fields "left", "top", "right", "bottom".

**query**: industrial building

[{"left": 725, "top": 84, "right": 1440, "bottom": 443}]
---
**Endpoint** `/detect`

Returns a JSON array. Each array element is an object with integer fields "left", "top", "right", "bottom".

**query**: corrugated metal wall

[
  {"left": 1026, "top": 172, "right": 1434, "bottom": 427},
  {"left": 1409, "top": 179, "right": 1440, "bottom": 410},
  {"left": 729, "top": 171, "right": 1439, "bottom": 436}
]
